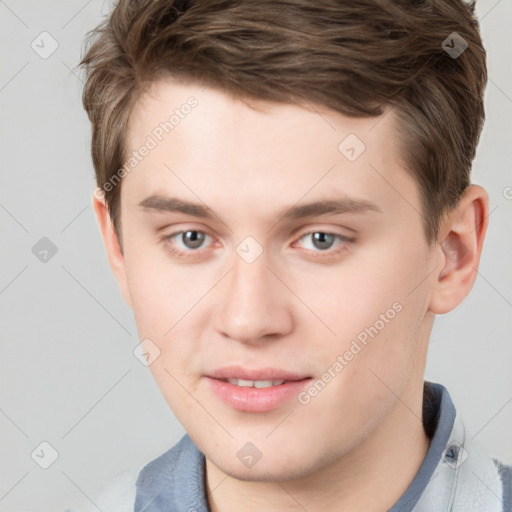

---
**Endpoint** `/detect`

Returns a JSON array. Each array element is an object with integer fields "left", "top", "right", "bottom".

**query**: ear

[
  {"left": 92, "top": 189, "right": 133, "bottom": 309},
  {"left": 428, "top": 185, "right": 489, "bottom": 314}
]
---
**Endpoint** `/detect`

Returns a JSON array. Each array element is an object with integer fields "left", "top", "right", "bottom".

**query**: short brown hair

[{"left": 80, "top": 0, "right": 487, "bottom": 244}]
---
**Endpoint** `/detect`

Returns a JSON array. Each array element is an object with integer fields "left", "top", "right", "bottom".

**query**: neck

[{"left": 205, "top": 381, "right": 431, "bottom": 512}]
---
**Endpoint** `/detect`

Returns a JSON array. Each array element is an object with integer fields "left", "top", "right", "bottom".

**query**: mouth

[
  {"left": 204, "top": 366, "right": 313, "bottom": 412},
  {"left": 221, "top": 378, "right": 289, "bottom": 388}
]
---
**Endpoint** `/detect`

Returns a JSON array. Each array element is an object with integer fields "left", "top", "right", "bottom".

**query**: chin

[{"left": 207, "top": 445, "right": 336, "bottom": 483}]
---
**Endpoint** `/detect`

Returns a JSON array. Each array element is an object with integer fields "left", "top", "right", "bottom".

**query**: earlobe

[
  {"left": 428, "top": 185, "right": 489, "bottom": 315},
  {"left": 92, "top": 190, "right": 133, "bottom": 309}
]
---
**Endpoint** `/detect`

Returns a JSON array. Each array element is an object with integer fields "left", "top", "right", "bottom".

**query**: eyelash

[{"left": 161, "top": 229, "right": 355, "bottom": 262}]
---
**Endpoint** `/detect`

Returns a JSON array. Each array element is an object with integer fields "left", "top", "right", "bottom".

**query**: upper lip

[{"left": 206, "top": 366, "right": 311, "bottom": 382}]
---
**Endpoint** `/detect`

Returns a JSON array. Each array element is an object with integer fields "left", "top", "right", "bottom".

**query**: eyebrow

[{"left": 138, "top": 194, "right": 382, "bottom": 220}]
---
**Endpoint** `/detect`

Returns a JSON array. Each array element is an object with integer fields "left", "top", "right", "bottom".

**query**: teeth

[{"left": 227, "top": 378, "right": 285, "bottom": 388}]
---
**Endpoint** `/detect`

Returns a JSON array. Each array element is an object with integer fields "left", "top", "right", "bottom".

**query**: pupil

[
  {"left": 313, "top": 232, "right": 334, "bottom": 250},
  {"left": 183, "top": 231, "right": 204, "bottom": 249}
]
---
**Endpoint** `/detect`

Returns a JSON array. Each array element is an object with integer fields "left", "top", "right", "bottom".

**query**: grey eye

[
  {"left": 181, "top": 230, "right": 206, "bottom": 249},
  {"left": 310, "top": 232, "right": 336, "bottom": 250}
]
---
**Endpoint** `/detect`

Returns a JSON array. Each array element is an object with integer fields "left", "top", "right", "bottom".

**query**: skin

[{"left": 93, "top": 77, "right": 488, "bottom": 512}]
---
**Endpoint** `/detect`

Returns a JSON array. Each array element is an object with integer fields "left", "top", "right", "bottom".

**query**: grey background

[{"left": 0, "top": 0, "right": 511, "bottom": 510}]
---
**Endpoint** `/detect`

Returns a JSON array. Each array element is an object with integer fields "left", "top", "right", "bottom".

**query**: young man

[{"left": 75, "top": 0, "right": 511, "bottom": 510}]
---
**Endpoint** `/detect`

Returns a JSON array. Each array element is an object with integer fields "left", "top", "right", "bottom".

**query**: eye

[
  {"left": 295, "top": 231, "right": 354, "bottom": 254},
  {"left": 163, "top": 230, "right": 213, "bottom": 258}
]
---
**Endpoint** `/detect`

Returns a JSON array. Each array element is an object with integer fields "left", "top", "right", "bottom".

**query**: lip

[
  {"left": 206, "top": 366, "right": 311, "bottom": 382},
  {"left": 205, "top": 366, "right": 313, "bottom": 413}
]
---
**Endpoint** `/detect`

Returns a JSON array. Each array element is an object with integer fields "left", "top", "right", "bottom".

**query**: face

[{"left": 112, "top": 78, "right": 439, "bottom": 481}]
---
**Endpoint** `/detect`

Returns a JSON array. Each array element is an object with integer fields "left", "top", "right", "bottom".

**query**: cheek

[
  {"left": 293, "top": 240, "right": 426, "bottom": 348},
  {"left": 302, "top": 237, "right": 430, "bottom": 395},
  {"left": 127, "top": 263, "right": 206, "bottom": 416},
  {"left": 123, "top": 248, "right": 214, "bottom": 388},
  {"left": 123, "top": 238, "right": 203, "bottom": 335}
]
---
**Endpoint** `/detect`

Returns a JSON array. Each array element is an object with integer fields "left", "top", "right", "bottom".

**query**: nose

[{"left": 212, "top": 250, "right": 294, "bottom": 345}]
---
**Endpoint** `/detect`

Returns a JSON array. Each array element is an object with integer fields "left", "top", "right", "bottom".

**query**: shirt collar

[{"left": 389, "top": 381, "right": 456, "bottom": 511}]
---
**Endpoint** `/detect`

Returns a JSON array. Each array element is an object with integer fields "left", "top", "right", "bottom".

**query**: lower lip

[{"left": 205, "top": 377, "right": 313, "bottom": 413}]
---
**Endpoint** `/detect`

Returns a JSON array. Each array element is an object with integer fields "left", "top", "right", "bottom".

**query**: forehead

[{"left": 123, "top": 77, "right": 421, "bottom": 226}]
